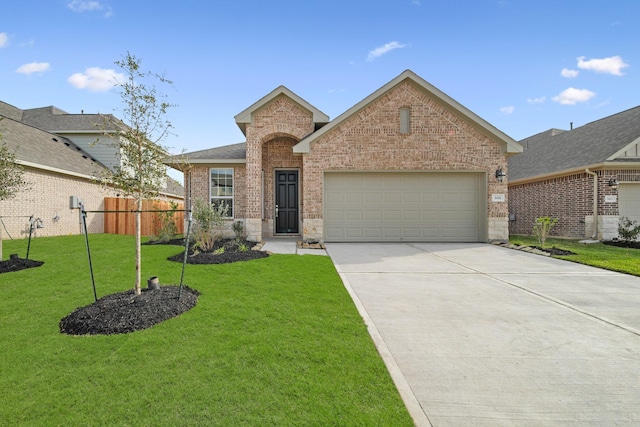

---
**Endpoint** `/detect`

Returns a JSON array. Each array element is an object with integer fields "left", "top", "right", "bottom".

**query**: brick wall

[
  {"left": 508, "top": 173, "right": 592, "bottom": 238},
  {"left": 508, "top": 169, "right": 639, "bottom": 238},
  {"left": 0, "top": 167, "right": 116, "bottom": 239},
  {"left": 301, "top": 80, "right": 509, "bottom": 230}
]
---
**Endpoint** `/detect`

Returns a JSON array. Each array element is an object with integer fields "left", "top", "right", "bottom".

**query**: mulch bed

[
  {"left": 60, "top": 285, "right": 200, "bottom": 336},
  {"left": 0, "top": 256, "right": 44, "bottom": 274},
  {"left": 60, "top": 238, "right": 266, "bottom": 336},
  {"left": 533, "top": 246, "right": 576, "bottom": 256},
  {"left": 167, "top": 238, "right": 269, "bottom": 265},
  {"left": 603, "top": 240, "right": 640, "bottom": 249}
]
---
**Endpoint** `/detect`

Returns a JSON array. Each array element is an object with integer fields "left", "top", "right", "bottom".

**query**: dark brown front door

[{"left": 275, "top": 170, "right": 299, "bottom": 234}]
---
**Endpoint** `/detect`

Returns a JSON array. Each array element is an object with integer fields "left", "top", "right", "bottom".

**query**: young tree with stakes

[
  {"left": 98, "top": 53, "right": 175, "bottom": 295},
  {"left": 0, "top": 121, "right": 29, "bottom": 260}
]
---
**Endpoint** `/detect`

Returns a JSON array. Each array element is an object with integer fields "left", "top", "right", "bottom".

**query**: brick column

[{"left": 245, "top": 128, "right": 263, "bottom": 242}]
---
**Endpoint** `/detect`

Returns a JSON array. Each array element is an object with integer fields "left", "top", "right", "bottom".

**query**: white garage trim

[{"left": 323, "top": 171, "right": 487, "bottom": 242}]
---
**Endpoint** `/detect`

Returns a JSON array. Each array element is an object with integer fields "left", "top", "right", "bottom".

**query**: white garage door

[
  {"left": 618, "top": 184, "right": 640, "bottom": 225},
  {"left": 324, "top": 172, "right": 486, "bottom": 242}
]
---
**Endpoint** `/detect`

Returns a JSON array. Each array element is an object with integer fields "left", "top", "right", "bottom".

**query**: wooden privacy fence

[{"left": 104, "top": 198, "right": 185, "bottom": 236}]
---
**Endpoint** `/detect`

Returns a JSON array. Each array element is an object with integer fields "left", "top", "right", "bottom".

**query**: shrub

[
  {"left": 618, "top": 216, "right": 640, "bottom": 242},
  {"left": 532, "top": 216, "right": 558, "bottom": 248},
  {"left": 237, "top": 242, "right": 249, "bottom": 252},
  {"left": 154, "top": 201, "right": 179, "bottom": 243},
  {"left": 191, "top": 198, "right": 229, "bottom": 252},
  {"left": 232, "top": 220, "right": 245, "bottom": 241}
]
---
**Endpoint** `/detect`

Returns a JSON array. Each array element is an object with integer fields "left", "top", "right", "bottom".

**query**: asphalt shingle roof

[
  {"left": 1, "top": 116, "right": 106, "bottom": 177},
  {"left": 509, "top": 106, "right": 640, "bottom": 181},
  {"left": 171, "top": 142, "right": 247, "bottom": 163}
]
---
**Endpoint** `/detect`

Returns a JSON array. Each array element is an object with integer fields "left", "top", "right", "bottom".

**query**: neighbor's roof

[
  {"left": 0, "top": 115, "right": 107, "bottom": 178},
  {"left": 293, "top": 69, "right": 522, "bottom": 155},
  {"left": 509, "top": 105, "right": 640, "bottom": 182},
  {"left": 165, "top": 142, "right": 247, "bottom": 168},
  {"left": 20, "top": 106, "right": 121, "bottom": 133}
]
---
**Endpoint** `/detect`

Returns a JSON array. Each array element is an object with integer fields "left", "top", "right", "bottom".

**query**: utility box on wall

[{"left": 69, "top": 196, "right": 80, "bottom": 209}]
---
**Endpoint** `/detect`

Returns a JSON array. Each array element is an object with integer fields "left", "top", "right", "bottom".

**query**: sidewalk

[{"left": 260, "top": 238, "right": 327, "bottom": 256}]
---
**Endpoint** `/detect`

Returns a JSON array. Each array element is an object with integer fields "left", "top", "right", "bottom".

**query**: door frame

[{"left": 274, "top": 168, "right": 301, "bottom": 235}]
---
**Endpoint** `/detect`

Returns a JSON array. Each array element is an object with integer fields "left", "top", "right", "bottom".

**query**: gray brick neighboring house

[
  {"left": 508, "top": 106, "right": 640, "bottom": 240},
  {"left": 0, "top": 101, "right": 183, "bottom": 241},
  {"left": 167, "top": 70, "right": 522, "bottom": 243}
]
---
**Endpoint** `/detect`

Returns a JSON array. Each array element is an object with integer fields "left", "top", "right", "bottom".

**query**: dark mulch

[
  {"left": 532, "top": 246, "right": 576, "bottom": 256},
  {"left": 603, "top": 240, "right": 640, "bottom": 249},
  {"left": 167, "top": 238, "right": 269, "bottom": 265},
  {"left": 0, "top": 256, "right": 44, "bottom": 274},
  {"left": 60, "top": 285, "right": 200, "bottom": 336},
  {"left": 142, "top": 238, "right": 186, "bottom": 246}
]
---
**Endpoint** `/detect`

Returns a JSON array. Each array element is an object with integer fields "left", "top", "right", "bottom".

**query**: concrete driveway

[{"left": 326, "top": 243, "right": 640, "bottom": 426}]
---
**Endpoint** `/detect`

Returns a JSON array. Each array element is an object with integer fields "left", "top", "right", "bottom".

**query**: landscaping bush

[
  {"left": 532, "top": 216, "right": 558, "bottom": 248},
  {"left": 618, "top": 216, "right": 640, "bottom": 242},
  {"left": 191, "top": 198, "right": 229, "bottom": 252}
]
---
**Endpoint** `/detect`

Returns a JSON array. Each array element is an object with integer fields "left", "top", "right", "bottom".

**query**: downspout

[{"left": 585, "top": 168, "right": 598, "bottom": 239}]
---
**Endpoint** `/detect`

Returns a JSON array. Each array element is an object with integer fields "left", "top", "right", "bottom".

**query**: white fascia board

[
  {"left": 16, "top": 160, "right": 99, "bottom": 181},
  {"left": 607, "top": 136, "right": 640, "bottom": 160}
]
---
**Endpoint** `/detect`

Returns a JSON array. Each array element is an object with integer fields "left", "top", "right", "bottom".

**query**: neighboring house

[
  {"left": 0, "top": 101, "right": 183, "bottom": 239},
  {"left": 508, "top": 105, "right": 640, "bottom": 240},
  {"left": 167, "top": 70, "right": 522, "bottom": 243}
]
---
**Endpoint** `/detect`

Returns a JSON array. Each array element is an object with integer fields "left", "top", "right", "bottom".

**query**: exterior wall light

[
  {"left": 608, "top": 177, "right": 619, "bottom": 190},
  {"left": 495, "top": 168, "right": 507, "bottom": 183}
]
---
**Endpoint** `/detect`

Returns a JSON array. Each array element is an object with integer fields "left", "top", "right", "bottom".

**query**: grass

[
  {"left": 510, "top": 235, "right": 640, "bottom": 276},
  {"left": 0, "top": 234, "right": 413, "bottom": 426}
]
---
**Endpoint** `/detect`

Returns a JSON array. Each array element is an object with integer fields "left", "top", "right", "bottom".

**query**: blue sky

[{"left": 2, "top": 0, "right": 638, "bottom": 177}]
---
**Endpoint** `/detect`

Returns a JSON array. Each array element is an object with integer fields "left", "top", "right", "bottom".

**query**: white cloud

[
  {"left": 500, "top": 106, "right": 515, "bottom": 115},
  {"left": 527, "top": 96, "right": 546, "bottom": 104},
  {"left": 0, "top": 32, "right": 8, "bottom": 48},
  {"left": 577, "top": 55, "right": 629, "bottom": 76},
  {"left": 367, "top": 41, "right": 407, "bottom": 62},
  {"left": 67, "top": 0, "right": 112, "bottom": 17},
  {"left": 67, "top": 67, "right": 123, "bottom": 92},
  {"left": 552, "top": 87, "right": 596, "bottom": 105},
  {"left": 561, "top": 68, "right": 579, "bottom": 78},
  {"left": 16, "top": 62, "right": 51, "bottom": 74}
]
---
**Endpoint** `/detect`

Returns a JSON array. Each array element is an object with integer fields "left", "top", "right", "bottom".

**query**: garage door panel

[
  {"left": 345, "top": 211, "right": 362, "bottom": 221},
  {"left": 324, "top": 172, "right": 485, "bottom": 242},
  {"left": 619, "top": 184, "right": 640, "bottom": 227}
]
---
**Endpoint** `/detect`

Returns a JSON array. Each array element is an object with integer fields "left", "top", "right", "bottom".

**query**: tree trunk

[{"left": 135, "top": 198, "right": 142, "bottom": 295}]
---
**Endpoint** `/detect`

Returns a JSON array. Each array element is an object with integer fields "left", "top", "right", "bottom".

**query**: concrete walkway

[
  {"left": 326, "top": 243, "right": 640, "bottom": 426},
  {"left": 261, "top": 238, "right": 327, "bottom": 256}
]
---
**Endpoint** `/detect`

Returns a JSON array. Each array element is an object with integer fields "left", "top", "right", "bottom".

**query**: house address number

[
  {"left": 604, "top": 195, "right": 617, "bottom": 203},
  {"left": 492, "top": 194, "right": 506, "bottom": 202}
]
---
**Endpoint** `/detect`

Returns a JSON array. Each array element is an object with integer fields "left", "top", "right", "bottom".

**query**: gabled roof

[
  {"left": 21, "top": 106, "right": 120, "bottom": 133},
  {"left": 293, "top": 69, "right": 522, "bottom": 155},
  {"left": 509, "top": 105, "right": 640, "bottom": 182},
  {"left": 165, "top": 142, "right": 247, "bottom": 169},
  {"left": 0, "top": 116, "right": 106, "bottom": 178},
  {"left": 234, "top": 85, "right": 329, "bottom": 135}
]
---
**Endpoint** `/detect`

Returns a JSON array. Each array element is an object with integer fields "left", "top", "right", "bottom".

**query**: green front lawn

[
  {"left": 510, "top": 235, "right": 640, "bottom": 276},
  {"left": 0, "top": 234, "right": 413, "bottom": 426}
]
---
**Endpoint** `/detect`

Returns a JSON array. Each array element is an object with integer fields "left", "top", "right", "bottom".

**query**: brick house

[
  {"left": 167, "top": 70, "right": 522, "bottom": 243},
  {"left": 508, "top": 105, "right": 640, "bottom": 240},
  {"left": 0, "top": 101, "right": 183, "bottom": 241}
]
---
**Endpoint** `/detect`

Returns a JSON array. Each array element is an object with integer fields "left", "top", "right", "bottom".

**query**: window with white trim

[{"left": 210, "top": 168, "right": 233, "bottom": 218}]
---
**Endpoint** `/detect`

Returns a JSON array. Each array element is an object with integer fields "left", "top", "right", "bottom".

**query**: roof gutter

[
  {"left": 16, "top": 160, "right": 99, "bottom": 181},
  {"left": 585, "top": 168, "right": 598, "bottom": 239},
  {"left": 509, "top": 161, "right": 640, "bottom": 186}
]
